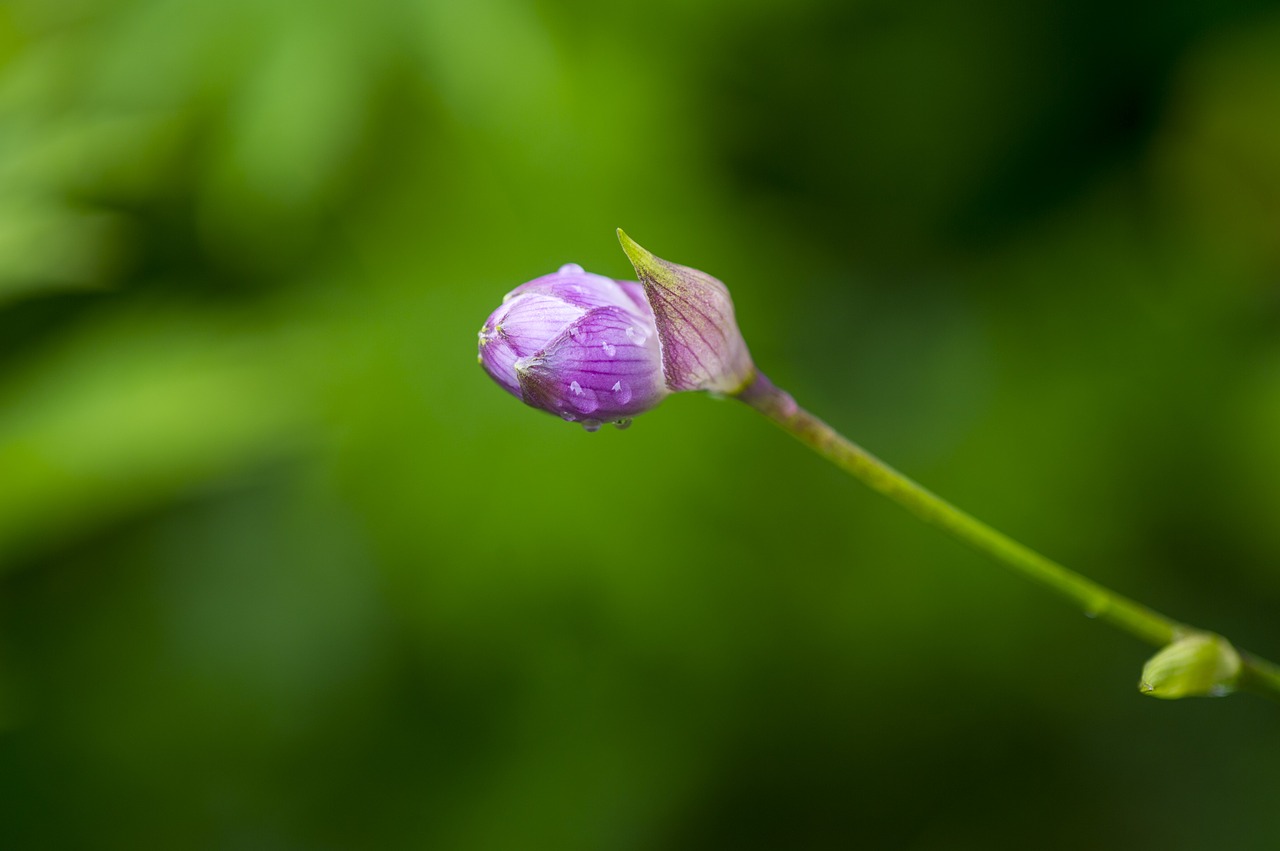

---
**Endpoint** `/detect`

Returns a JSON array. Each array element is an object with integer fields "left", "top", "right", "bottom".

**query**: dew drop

[
  {"left": 558, "top": 263, "right": 584, "bottom": 275},
  {"left": 581, "top": 419, "right": 602, "bottom": 432},
  {"left": 611, "top": 380, "right": 632, "bottom": 405},
  {"left": 613, "top": 418, "right": 633, "bottom": 430},
  {"left": 559, "top": 411, "right": 576, "bottom": 422},
  {"left": 624, "top": 326, "right": 647, "bottom": 345},
  {"left": 568, "top": 381, "right": 599, "bottom": 414},
  {"left": 602, "top": 341, "right": 616, "bottom": 357},
  {"left": 568, "top": 326, "right": 580, "bottom": 339}
]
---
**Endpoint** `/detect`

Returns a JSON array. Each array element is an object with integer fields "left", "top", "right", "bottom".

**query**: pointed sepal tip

[{"left": 614, "top": 228, "right": 755, "bottom": 394}]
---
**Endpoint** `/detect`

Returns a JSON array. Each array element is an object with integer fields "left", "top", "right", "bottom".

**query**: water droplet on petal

[
  {"left": 568, "top": 326, "right": 580, "bottom": 339},
  {"left": 611, "top": 380, "right": 632, "bottom": 405},
  {"left": 559, "top": 411, "right": 576, "bottom": 422},
  {"left": 581, "top": 419, "right": 602, "bottom": 432},
  {"left": 568, "top": 381, "right": 599, "bottom": 414},
  {"left": 559, "top": 263, "right": 584, "bottom": 275},
  {"left": 602, "top": 341, "right": 616, "bottom": 357},
  {"left": 624, "top": 326, "right": 647, "bottom": 345},
  {"left": 613, "top": 418, "right": 632, "bottom": 430}
]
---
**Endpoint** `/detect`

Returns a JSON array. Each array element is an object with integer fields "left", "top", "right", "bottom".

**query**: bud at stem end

[{"left": 1139, "top": 632, "right": 1241, "bottom": 700}]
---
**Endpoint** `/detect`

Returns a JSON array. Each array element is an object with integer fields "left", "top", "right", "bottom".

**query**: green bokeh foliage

[{"left": 2, "top": 0, "right": 1280, "bottom": 848}]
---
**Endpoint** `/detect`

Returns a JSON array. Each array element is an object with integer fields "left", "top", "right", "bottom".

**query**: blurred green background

[{"left": 2, "top": 0, "right": 1280, "bottom": 848}]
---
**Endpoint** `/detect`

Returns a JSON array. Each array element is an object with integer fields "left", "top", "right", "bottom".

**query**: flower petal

[
  {"left": 490, "top": 291, "right": 585, "bottom": 358},
  {"left": 512, "top": 263, "right": 646, "bottom": 316},
  {"left": 478, "top": 325, "right": 522, "bottom": 397},
  {"left": 616, "top": 230, "right": 754, "bottom": 394},
  {"left": 515, "top": 305, "right": 667, "bottom": 421}
]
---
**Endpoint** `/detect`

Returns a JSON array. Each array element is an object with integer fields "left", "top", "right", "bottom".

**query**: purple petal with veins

[
  {"left": 478, "top": 262, "right": 669, "bottom": 427},
  {"left": 477, "top": 327, "right": 522, "bottom": 397},
  {"left": 617, "top": 232, "right": 755, "bottom": 394},
  {"left": 515, "top": 305, "right": 666, "bottom": 421},
  {"left": 513, "top": 264, "right": 644, "bottom": 315},
  {"left": 489, "top": 292, "right": 585, "bottom": 358}
]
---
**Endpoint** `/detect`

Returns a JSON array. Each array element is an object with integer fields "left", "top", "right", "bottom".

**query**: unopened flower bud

[
  {"left": 617, "top": 230, "right": 755, "bottom": 395},
  {"left": 477, "top": 263, "right": 669, "bottom": 431},
  {"left": 1139, "top": 632, "right": 1241, "bottom": 699}
]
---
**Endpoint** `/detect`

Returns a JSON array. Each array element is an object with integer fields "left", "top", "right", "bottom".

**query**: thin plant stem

[{"left": 736, "top": 371, "right": 1280, "bottom": 701}]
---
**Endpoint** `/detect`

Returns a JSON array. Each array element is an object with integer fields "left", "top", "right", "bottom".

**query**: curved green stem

[{"left": 736, "top": 372, "right": 1280, "bottom": 702}]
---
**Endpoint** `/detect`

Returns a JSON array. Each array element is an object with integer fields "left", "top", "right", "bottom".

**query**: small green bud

[{"left": 1139, "top": 633, "right": 1241, "bottom": 699}]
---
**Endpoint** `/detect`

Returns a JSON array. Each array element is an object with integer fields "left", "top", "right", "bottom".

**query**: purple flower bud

[
  {"left": 478, "top": 263, "right": 669, "bottom": 431},
  {"left": 617, "top": 230, "right": 755, "bottom": 394}
]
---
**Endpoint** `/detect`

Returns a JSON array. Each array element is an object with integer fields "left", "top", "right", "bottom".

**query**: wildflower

[{"left": 477, "top": 263, "right": 668, "bottom": 431}]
